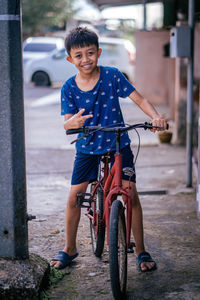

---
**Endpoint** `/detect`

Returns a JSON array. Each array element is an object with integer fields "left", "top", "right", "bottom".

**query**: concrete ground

[
  {"left": 27, "top": 142, "right": 200, "bottom": 300},
  {"left": 24, "top": 87, "right": 200, "bottom": 299}
]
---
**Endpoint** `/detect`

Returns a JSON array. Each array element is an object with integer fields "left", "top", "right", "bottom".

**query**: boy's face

[{"left": 67, "top": 45, "right": 102, "bottom": 75}]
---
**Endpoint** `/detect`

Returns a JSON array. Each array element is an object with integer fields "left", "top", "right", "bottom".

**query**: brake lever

[
  {"left": 70, "top": 127, "right": 98, "bottom": 144},
  {"left": 71, "top": 134, "right": 88, "bottom": 144}
]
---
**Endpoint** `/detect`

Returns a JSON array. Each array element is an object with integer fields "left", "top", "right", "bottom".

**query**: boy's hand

[
  {"left": 152, "top": 117, "right": 167, "bottom": 132},
  {"left": 65, "top": 109, "right": 93, "bottom": 129}
]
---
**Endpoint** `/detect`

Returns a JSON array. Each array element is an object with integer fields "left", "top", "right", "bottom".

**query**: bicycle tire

[
  {"left": 90, "top": 186, "right": 105, "bottom": 257},
  {"left": 109, "top": 199, "right": 127, "bottom": 300}
]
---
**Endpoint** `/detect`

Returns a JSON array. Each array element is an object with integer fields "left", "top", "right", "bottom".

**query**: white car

[
  {"left": 23, "top": 36, "right": 64, "bottom": 63},
  {"left": 23, "top": 36, "right": 135, "bottom": 86},
  {"left": 99, "top": 37, "right": 135, "bottom": 82}
]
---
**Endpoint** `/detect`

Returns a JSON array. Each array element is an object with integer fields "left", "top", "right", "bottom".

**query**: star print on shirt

[{"left": 61, "top": 66, "right": 135, "bottom": 155}]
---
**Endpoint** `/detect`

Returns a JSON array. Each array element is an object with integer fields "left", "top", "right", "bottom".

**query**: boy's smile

[{"left": 67, "top": 45, "right": 102, "bottom": 76}]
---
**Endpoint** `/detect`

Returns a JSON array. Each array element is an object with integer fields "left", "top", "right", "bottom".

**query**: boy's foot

[
  {"left": 136, "top": 251, "right": 157, "bottom": 272},
  {"left": 50, "top": 251, "right": 79, "bottom": 269}
]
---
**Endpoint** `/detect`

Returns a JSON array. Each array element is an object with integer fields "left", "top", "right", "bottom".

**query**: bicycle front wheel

[
  {"left": 109, "top": 199, "right": 127, "bottom": 300},
  {"left": 90, "top": 186, "right": 105, "bottom": 257}
]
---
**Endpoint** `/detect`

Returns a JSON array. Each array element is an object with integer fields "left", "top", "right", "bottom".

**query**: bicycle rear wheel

[
  {"left": 90, "top": 186, "right": 105, "bottom": 257},
  {"left": 109, "top": 199, "right": 127, "bottom": 300}
]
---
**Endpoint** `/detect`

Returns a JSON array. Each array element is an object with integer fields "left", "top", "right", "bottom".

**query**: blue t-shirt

[{"left": 61, "top": 66, "right": 135, "bottom": 154}]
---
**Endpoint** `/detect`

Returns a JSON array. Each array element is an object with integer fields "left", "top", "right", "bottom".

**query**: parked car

[
  {"left": 99, "top": 37, "right": 135, "bottom": 82},
  {"left": 23, "top": 36, "right": 135, "bottom": 86},
  {"left": 23, "top": 36, "right": 64, "bottom": 63},
  {"left": 23, "top": 37, "right": 65, "bottom": 86}
]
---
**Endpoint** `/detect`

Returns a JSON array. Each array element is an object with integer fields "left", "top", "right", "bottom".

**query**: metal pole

[
  {"left": 0, "top": 0, "right": 28, "bottom": 258},
  {"left": 143, "top": 0, "right": 147, "bottom": 30},
  {"left": 186, "top": 0, "right": 195, "bottom": 187},
  {"left": 197, "top": 86, "right": 200, "bottom": 218}
]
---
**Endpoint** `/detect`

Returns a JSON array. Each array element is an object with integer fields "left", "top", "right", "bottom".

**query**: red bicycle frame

[
  {"left": 67, "top": 122, "right": 165, "bottom": 251},
  {"left": 102, "top": 152, "right": 132, "bottom": 248}
]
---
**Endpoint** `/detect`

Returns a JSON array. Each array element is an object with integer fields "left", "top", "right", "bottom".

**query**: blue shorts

[{"left": 71, "top": 144, "right": 136, "bottom": 185}]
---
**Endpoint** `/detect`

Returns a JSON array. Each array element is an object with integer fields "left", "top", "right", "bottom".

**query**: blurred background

[{"left": 22, "top": 0, "right": 200, "bottom": 149}]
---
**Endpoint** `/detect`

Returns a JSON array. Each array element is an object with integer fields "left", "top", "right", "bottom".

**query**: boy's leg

[
  {"left": 122, "top": 180, "right": 156, "bottom": 272},
  {"left": 50, "top": 181, "right": 89, "bottom": 268}
]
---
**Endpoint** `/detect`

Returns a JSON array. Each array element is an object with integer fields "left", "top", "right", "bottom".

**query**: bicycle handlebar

[{"left": 66, "top": 122, "right": 169, "bottom": 135}]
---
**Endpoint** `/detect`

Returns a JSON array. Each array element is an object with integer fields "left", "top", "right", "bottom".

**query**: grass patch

[{"left": 40, "top": 267, "right": 70, "bottom": 300}]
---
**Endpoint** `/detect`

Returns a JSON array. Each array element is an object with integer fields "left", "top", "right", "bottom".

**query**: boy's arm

[
  {"left": 129, "top": 89, "right": 167, "bottom": 130},
  {"left": 63, "top": 108, "right": 93, "bottom": 130}
]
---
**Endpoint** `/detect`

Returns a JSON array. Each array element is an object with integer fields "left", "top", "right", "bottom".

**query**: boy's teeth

[{"left": 83, "top": 64, "right": 91, "bottom": 68}]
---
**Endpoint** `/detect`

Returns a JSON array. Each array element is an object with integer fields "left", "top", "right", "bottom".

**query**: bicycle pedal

[
  {"left": 127, "top": 242, "right": 136, "bottom": 253},
  {"left": 88, "top": 208, "right": 93, "bottom": 216},
  {"left": 77, "top": 193, "right": 92, "bottom": 208}
]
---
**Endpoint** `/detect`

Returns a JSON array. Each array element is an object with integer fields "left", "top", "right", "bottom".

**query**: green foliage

[
  {"left": 22, "top": 0, "right": 77, "bottom": 35},
  {"left": 40, "top": 290, "right": 50, "bottom": 300},
  {"left": 40, "top": 267, "right": 70, "bottom": 300},
  {"left": 49, "top": 267, "right": 69, "bottom": 285}
]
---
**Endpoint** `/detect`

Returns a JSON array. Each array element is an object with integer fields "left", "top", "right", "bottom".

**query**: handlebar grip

[
  {"left": 66, "top": 128, "right": 83, "bottom": 135},
  {"left": 147, "top": 122, "right": 169, "bottom": 130}
]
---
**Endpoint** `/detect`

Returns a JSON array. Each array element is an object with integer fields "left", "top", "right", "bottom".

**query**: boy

[{"left": 50, "top": 26, "right": 167, "bottom": 272}]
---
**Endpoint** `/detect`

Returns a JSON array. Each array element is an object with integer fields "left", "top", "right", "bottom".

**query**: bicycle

[{"left": 66, "top": 122, "right": 166, "bottom": 300}]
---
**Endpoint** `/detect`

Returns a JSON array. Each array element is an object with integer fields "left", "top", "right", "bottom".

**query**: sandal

[
  {"left": 136, "top": 251, "right": 157, "bottom": 272},
  {"left": 51, "top": 251, "right": 79, "bottom": 270}
]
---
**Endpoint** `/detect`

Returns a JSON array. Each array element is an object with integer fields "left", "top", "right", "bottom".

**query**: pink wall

[
  {"left": 135, "top": 30, "right": 171, "bottom": 105},
  {"left": 194, "top": 23, "right": 200, "bottom": 80}
]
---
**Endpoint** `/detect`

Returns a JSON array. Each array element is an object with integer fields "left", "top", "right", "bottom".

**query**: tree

[{"left": 22, "top": 0, "right": 77, "bottom": 35}]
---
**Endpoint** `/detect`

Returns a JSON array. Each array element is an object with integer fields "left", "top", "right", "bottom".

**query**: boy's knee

[
  {"left": 128, "top": 183, "right": 140, "bottom": 206},
  {"left": 67, "top": 193, "right": 77, "bottom": 208},
  {"left": 131, "top": 193, "right": 140, "bottom": 207},
  {"left": 122, "top": 181, "right": 140, "bottom": 207},
  {"left": 67, "top": 184, "right": 88, "bottom": 208}
]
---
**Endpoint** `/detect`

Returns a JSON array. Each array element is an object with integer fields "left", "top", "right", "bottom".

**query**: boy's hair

[{"left": 65, "top": 26, "right": 99, "bottom": 56}]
